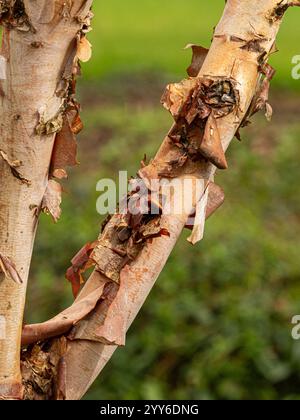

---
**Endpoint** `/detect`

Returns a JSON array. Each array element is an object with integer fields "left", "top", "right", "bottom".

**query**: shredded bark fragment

[
  {"left": 162, "top": 77, "right": 238, "bottom": 169},
  {"left": 200, "top": 113, "right": 228, "bottom": 169},
  {"left": 240, "top": 38, "right": 267, "bottom": 54},
  {"left": 243, "top": 64, "right": 276, "bottom": 126},
  {"left": 0, "top": 149, "right": 21, "bottom": 168},
  {"left": 50, "top": 32, "right": 86, "bottom": 180},
  {"left": 185, "top": 43, "right": 209, "bottom": 77},
  {"left": 90, "top": 183, "right": 170, "bottom": 284},
  {"left": 162, "top": 77, "right": 239, "bottom": 123},
  {"left": 70, "top": 272, "right": 128, "bottom": 346},
  {"left": 161, "top": 78, "right": 197, "bottom": 120},
  {"left": 53, "top": 169, "right": 68, "bottom": 180},
  {"left": 92, "top": 244, "right": 125, "bottom": 284},
  {"left": 260, "top": 62, "right": 276, "bottom": 81},
  {"left": 187, "top": 185, "right": 209, "bottom": 245},
  {"left": 76, "top": 35, "right": 92, "bottom": 63},
  {"left": 268, "top": 1, "right": 300, "bottom": 23},
  {"left": 21, "top": 338, "right": 67, "bottom": 400},
  {"left": 65, "top": 242, "right": 97, "bottom": 298},
  {"left": 50, "top": 114, "right": 79, "bottom": 178},
  {"left": 21, "top": 282, "right": 109, "bottom": 346}
]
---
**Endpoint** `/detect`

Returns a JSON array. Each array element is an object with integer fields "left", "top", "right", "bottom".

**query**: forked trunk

[
  {"left": 0, "top": 0, "right": 298, "bottom": 400},
  {"left": 0, "top": 0, "right": 93, "bottom": 399}
]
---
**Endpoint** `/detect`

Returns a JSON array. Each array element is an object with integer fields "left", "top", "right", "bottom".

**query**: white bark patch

[
  {"left": 36, "top": 96, "right": 64, "bottom": 135},
  {"left": 0, "top": 56, "right": 7, "bottom": 80}
]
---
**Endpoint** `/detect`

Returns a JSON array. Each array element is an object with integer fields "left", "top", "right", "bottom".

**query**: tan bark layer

[
  {"left": 58, "top": 0, "right": 286, "bottom": 400},
  {"left": 0, "top": 0, "right": 93, "bottom": 399}
]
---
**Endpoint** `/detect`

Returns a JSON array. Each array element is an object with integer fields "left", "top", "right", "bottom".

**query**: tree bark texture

[
  {"left": 0, "top": 0, "right": 93, "bottom": 399},
  {"left": 0, "top": 0, "right": 297, "bottom": 400}
]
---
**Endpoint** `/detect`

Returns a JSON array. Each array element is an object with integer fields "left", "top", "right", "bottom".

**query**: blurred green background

[{"left": 26, "top": 1, "right": 300, "bottom": 400}]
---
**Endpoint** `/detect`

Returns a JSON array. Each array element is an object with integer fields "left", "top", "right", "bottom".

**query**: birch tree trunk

[{"left": 0, "top": 0, "right": 93, "bottom": 400}]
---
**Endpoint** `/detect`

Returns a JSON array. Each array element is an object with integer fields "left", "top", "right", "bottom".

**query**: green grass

[{"left": 83, "top": 0, "right": 300, "bottom": 90}]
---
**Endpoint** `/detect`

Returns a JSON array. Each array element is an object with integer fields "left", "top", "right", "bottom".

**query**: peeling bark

[
  {"left": 62, "top": 0, "right": 286, "bottom": 400},
  {"left": 21, "top": 186, "right": 224, "bottom": 349},
  {"left": 0, "top": 0, "right": 295, "bottom": 400},
  {"left": 0, "top": 0, "right": 93, "bottom": 399}
]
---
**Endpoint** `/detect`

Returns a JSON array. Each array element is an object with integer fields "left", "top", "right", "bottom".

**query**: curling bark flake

[{"left": 0, "top": 0, "right": 93, "bottom": 399}]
